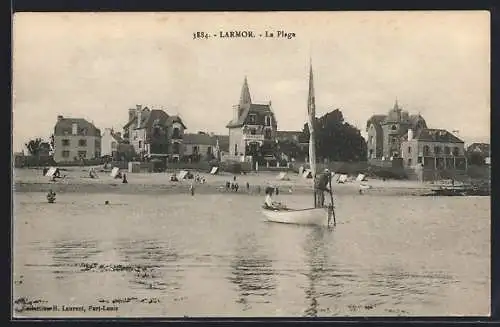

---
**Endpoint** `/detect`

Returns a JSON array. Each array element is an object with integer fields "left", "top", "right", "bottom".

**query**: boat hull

[{"left": 261, "top": 207, "right": 329, "bottom": 226}]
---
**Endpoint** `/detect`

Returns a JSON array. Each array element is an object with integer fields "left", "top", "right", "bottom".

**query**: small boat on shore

[
  {"left": 262, "top": 206, "right": 331, "bottom": 226},
  {"left": 429, "top": 182, "right": 490, "bottom": 196}
]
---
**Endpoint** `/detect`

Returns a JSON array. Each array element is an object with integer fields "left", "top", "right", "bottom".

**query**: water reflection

[
  {"left": 50, "top": 239, "right": 102, "bottom": 278},
  {"left": 368, "top": 265, "right": 456, "bottom": 308},
  {"left": 302, "top": 227, "right": 330, "bottom": 317},
  {"left": 116, "top": 239, "right": 182, "bottom": 292},
  {"left": 228, "top": 233, "right": 276, "bottom": 310}
]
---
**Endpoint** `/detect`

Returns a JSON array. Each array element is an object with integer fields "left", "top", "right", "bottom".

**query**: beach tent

[
  {"left": 338, "top": 174, "right": 348, "bottom": 183},
  {"left": 276, "top": 172, "right": 290, "bottom": 181},
  {"left": 298, "top": 166, "right": 304, "bottom": 176},
  {"left": 209, "top": 166, "right": 219, "bottom": 175},
  {"left": 356, "top": 174, "right": 366, "bottom": 182},
  {"left": 110, "top": 167, "right": 120, "bottom": 178},
  {"left": 177, "top": 170, "right": 189, "bottom": 179},
  {"left": 45, "top": 167, "right": 57, "bottom": 177},
  {"left": 302, "top": 169, "right": 313, "bottom": 179}
]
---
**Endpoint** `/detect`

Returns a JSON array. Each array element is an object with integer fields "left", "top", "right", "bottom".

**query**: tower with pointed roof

[
  {"left": 226, "top": 76, "right": 278, "bottom": 168},
  {"left": 366, "top": 99, "right": 427, "bottom": 160}
]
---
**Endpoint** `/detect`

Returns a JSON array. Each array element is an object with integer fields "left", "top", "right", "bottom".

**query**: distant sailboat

[{"left": 261, "top": 61, "right": 333, "bottom": 227}]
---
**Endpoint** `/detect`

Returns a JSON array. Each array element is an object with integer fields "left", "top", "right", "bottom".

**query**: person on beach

[
  {"left": 314, "top": 168, "right": 333, "bottom": 208},
  {"left": 122, "top": 173, "right": 128, "bottom": 184}
]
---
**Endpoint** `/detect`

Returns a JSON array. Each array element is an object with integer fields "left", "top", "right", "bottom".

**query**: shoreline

[
  {"left": 13, "top": 167, "right": 438, "bottom": 197},
  {"left": 14, "top": 181, "right": 433, "bottom": 197}
]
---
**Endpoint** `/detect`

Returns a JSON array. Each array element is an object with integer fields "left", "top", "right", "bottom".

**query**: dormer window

[
  {"left": 265, "top": 116, "right": 271, "bottom": 126},
  {"left": 248, "top": 114, "right": 256, "bottom": 124},
  {"left": 391, "top": 125, "right": 397, "bottom": 131}
]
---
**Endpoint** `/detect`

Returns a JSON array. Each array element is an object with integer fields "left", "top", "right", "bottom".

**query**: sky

[{"left": 12, "top": 11, "right": 490, "bottom": 152}]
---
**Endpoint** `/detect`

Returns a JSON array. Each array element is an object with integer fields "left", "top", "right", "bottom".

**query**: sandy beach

[{"left": 13, "top": 167, "right": 435, "bottom": 196}]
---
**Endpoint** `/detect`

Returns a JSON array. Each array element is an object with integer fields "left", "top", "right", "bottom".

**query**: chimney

[
  {"left": 136, "top": 106, "right": 142, "bottom": 129},
  {"left": 57, "top": 115, "right": 63, "bottom": 121},
  {"left": 72, "top": 123, "right": 78, "bottom": 135},
  {"left": 408, "top": 129, "right": 413, "bottom": 141}
]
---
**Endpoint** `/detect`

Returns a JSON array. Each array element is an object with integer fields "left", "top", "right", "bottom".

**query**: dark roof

[
  {"left": 123, "top": 109, "right": 187, "bottom": 130},
  {"left": 182, "top": 134, "right": 230, "bottom": 150},
  {"left": 366, "top": 115, "right": 387, "bottom": 130},
  {"left": 467, "top": 143, "right": 490, "bottom": 154},
  {"left": 410, "top": 129, "right": 464, "bottom": 143},
  {"left": 183, "top": 133, "right": 214, "bottom": 145},
  {"left": 226, "top": 103, "right": 273, "bottom": 128},
  {"left": 166, "top": 115, "right": 187, "bottom": 129},
  {"left": 54, "top": 117, "right": 101, "bottom": 137}
]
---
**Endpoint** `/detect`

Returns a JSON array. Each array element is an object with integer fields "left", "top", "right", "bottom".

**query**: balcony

[{"left": 243, "top": 134, "right": 264, "bottom": 141}]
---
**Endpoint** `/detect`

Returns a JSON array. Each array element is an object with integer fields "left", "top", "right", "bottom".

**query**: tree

[
  {"left": 301, "top": 108, "right": 367, "bottom": 162},
  {"left": 25, "top": 138, "right": 44, "bottom": 156},
  {"left": 468, "top": 151, "right": 485, "bottom": 166},
  {"left": 277, "top": 139, "right": 305, "bottom": 161}
]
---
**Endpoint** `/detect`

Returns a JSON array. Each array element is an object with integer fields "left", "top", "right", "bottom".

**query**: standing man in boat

[{"left": 314, "top": 168, "right": 333, "bottom": 208}]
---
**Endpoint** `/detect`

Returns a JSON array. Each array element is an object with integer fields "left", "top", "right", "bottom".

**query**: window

[
  {"left": 248, "top": 114, "right": 256, "bottom": 124},
  {"left": 111, "top": 141, "right": 117, "bottom": 149},
  {"left": 207, "top": 146, "right": 212, "bottom": 155},
  {"left": 265, "top": 116, "right": 271, "bottom": 126},
  {"left": 78, "top": 139, "right": 87, "bottom": 146},
  {"left": 408, "top": 146, "right": 411, "bottom": 154},
  {"left": 264, "top": 129, "right": 272, "bottom": 139},
  {"left": 250, "top": 128, "right": 256, "bottom": 135},
  {"left": 434, "top": 146, "right": 441, "bottom": 155},
  {"left": 62, "top": 139, "right": 70, "bottom": 146},
  {"left": 138, "top": 141, "right": 143, "bottom": 149},
  {"left": 78, "top": 151, "right": 87, "bottom": 158},
  {"left": 444, "top": 146, "right": 450, "bottom": 155},
  {"left": 94, "top": 151, "right": 100, "bottom": 158},
  {"left": 408, "top": 158, "right": 412, "bottom": 166},
  {"left": 417, "top": 156, "right": 422, "bottom": 163},
  {"left": 369, "top": 136, "right": 373, "bottom": 145},
  {"left": 423, "top": 145, "right": 430, "bottom": 156},
  {"left": 62, "top": 150, "right": 70, "bottom": 158},
  {"left": 95, "top": 139, "right": 100, "bottom": 149},
  {"left": 172, "top": 128, "right": 180, "bottom": 139},
  {"left": 172, "top": 142, "right": 180, "bottom": 154},
  {"left": 453, "top": 147, "right": 460, "bottom": 156},
  {"left": 193, "top": 146, "right": 199, "bottom": 155},
  {"left": 234, "top": 144, "right": 238, "bottom": 155}
]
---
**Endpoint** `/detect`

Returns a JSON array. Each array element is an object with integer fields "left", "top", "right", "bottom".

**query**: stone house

[
  {"left": 400, "top": 128, "right": 467, "bottom": 173},
  {"left": 101, "top": 128, "right": 124, "bottom": 158},
  {"left": 366, "top": 100, "right": 427, "bottom": 160},
  {"left": 53, "top": 115, "right": 101, "bottom": 163},
  {"left": 226, "top": 77, "right": 278, "bottom": 163},
  {"left": 122, "top": 105, "right": 187, "bottom": 161}
]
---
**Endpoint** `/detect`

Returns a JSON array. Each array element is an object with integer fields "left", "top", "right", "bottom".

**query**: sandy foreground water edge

[{"left": 13, "top": 167, "right": 436, "bottom": 197}]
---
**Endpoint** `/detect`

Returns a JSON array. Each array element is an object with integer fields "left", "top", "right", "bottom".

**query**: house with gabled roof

[
  {"left": 53, "top": 115, "right": 101, "bottom": 163},
  {"left": 226, "top": 77, "right": 278, "bottom": 165},
  {"left": 101, "top": 128, "right": 124, "bottom": 158},
  {"left": 123, "top": 105, "right": 187, "bottom": 161},
  {"left": 400, "top": 128, "right": 467, "bottom": 172},
  {"left": 366, "top": 100, "right": 427, "bottom": 160}
]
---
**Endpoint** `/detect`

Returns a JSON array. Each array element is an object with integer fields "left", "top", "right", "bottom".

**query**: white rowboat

[{"left": 261, "top": 207, "right": 330, "bottom": 226}]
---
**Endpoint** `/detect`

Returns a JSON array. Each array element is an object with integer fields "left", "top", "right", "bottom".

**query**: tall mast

[{"left": 307, "top": 59, "right": 317, "bottom": 177}]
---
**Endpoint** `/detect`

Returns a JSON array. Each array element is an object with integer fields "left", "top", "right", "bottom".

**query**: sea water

[{"left": 13, "top": 192, "right": 490, "bottom": 317}]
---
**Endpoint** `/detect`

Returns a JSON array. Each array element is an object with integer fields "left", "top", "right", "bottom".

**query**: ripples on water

[{"left": 13, "top": 193, "right": 490, "bottom": 317}]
